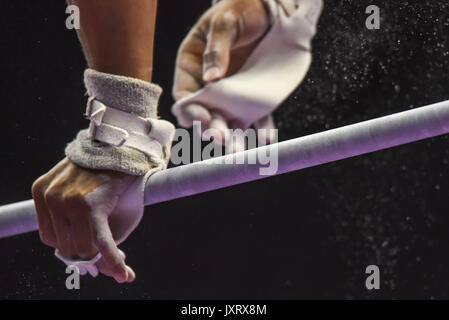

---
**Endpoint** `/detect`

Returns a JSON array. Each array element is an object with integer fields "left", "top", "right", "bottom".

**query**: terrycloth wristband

[{"left": 66, "top": 69, "right": 174, "bottom": 175}]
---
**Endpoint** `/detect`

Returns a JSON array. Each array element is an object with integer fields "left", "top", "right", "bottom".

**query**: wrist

[{"left": 66, "top": 69, "right": 175, "bottom": 176}]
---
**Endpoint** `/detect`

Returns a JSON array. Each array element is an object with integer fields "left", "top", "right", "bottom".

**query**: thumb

[
  {"left": 91, "top": 210, "right": 132, "bottom": 283},
  {"left": 203, "top": 11, "right": 238, "bottom": 82}
]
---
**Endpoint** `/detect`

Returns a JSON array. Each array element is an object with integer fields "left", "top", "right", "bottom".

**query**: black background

[{"left": 1, "top": 0, "right": 449, "bottom": 299}]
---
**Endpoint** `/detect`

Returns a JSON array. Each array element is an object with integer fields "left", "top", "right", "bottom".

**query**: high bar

[{"left": 1, "top": 100, "right": 449, "bottom": 239}]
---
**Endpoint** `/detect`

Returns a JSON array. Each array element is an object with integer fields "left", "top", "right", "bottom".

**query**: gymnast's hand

[
  {"left": 32, "top": 157, "right": 136, "bottom": 283},
  {"left": 172, "top": 0, "right": 275, "bottom": 150}
]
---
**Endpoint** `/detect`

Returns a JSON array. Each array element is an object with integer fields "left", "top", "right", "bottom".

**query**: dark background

[{"left": 1, "top": 0, "right": 449, "bottom": 299}]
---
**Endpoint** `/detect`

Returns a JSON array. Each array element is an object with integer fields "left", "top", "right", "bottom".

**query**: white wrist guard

[
  {"left": 60, "top": 70, "right": 175, "bottom": 276},
  {"left": 174, "top": 0, "right": 323, "bottom": 130},
  {"left": 67, "top": 69, "right": 174, "bottom": 175}
]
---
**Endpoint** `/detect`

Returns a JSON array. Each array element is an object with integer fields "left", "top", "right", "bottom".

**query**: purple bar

[{"left": 1, "top": 100, "right": 449, "bottom": 239}]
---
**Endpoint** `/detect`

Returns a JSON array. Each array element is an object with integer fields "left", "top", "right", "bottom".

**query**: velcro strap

[
  {"left": 86, "top": 98, "right": 173, "bottom": 162},
  {"left": 87, "top": 98, "right": 152, "bottom": 136}
]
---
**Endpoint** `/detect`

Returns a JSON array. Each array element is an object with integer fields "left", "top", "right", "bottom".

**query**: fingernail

[
  {"left": 114, "top": 267, "right": 129, "bottom": 283},
  {"left": 115, "top": 275, "right": 127, "bottom": 284},
  {"left": 126, "top": 266, "right": 136, "bottom": 282},
  {"left": 204, "top": 67, "right": 222, "bottom": 82}
]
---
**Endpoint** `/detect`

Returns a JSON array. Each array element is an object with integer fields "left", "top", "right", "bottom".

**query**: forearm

[{"left": 67, "top": 0, "right": 158, "bottom": 82}]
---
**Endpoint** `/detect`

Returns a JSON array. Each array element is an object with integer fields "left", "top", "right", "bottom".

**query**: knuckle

[
  {"left": 212, "top": 11, "right": 237, "bottom": 31},
  {"left": 203, "top": 50, "right": 220, "bottom": 66},
  {"left": 44, "top": 188, "right": 62, "bottom": 207},
  {"left": 62, "top": 190, "right": 86, "bottom": 207},
  {"left": 31, "top": 177, "right": 47, "bottom": 198},
  {"left": 181, "top": 29, "right": 197, "bottom": 48}
]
